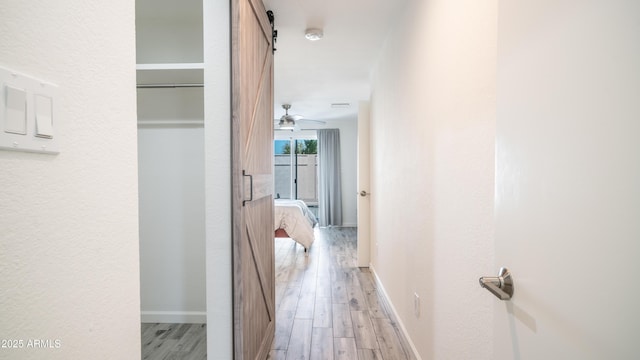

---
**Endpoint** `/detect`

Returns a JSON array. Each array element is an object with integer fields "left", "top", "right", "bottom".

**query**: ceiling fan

[{"left": 275, "top": 104, "right": 325, "bottom": 131}]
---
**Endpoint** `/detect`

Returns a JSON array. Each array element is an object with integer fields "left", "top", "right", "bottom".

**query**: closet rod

[{"left": 137, "top": 83, "right": 204, "bottom": 89}]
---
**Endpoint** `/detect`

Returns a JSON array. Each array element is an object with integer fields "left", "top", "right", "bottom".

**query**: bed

[{"left": 274, "top": 199, "right": 318, "bottom": 251}]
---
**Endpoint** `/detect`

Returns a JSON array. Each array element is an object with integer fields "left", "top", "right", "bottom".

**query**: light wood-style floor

[
  {"left": 141, "top": 227, "right": 414, "bottom": 360},
  {"left": 269, "top": 227, "right": 415, "bottom": 360}
]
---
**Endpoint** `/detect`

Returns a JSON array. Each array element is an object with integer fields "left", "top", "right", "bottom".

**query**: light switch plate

[{"left": 0, "top": 66, "right": 58, "bottom": 154}]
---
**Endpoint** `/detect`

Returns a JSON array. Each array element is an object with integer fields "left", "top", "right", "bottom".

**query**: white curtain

[{"left": 317, "top": 129, "right": 342, "bottom": 226}]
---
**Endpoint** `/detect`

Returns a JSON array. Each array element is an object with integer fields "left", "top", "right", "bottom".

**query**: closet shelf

[
  {"left": 136, "top": 63, "right": 204, "bottom": 87},
  {"left": 137, "top": 119, "right": 204, "bottom": 126}
]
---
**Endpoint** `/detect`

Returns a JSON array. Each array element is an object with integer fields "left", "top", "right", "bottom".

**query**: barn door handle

[
  {"left": 479, "top": 267, "right": 514, "bottom": 300},
  {"left": 243, "top": 170, "right": 253, "bottom": 206}
]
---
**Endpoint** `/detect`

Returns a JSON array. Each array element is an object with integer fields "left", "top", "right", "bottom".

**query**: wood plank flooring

[
  {"left": 141, "top": 323, "right": 206, "bottom": 360},
  {"left": 269, "top": 227, "right": 415, "bottom": 360},
  {"left": 141, "top": 227, "right": 414, "bottom": 360}
]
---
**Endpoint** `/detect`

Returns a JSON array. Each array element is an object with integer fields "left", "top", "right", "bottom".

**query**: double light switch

[{"left": 0, "top": 66, "right": 58, "bottom": 154}]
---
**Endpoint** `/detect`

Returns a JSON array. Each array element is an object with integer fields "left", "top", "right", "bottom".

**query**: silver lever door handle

[{"left": 479, "top": 267, "right": 514, "bottom": 301}]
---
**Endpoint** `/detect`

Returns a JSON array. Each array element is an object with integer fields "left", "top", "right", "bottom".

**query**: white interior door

[
  {"left": 493, "top": 1, "right": 640, "bottom": 358},
  {"left": 357, "top": 101, "right": 371, "bottom": 267}
]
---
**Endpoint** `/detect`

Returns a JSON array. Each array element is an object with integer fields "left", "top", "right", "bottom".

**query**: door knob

[
  {"left": 479, "top": 267, "right": 514, "bottom": 300},
  {"left": 359, "top": 190, "right": 370, "bottom": 197}
]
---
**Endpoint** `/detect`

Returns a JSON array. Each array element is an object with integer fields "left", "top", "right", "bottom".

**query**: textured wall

[
  {"left": 369, "top": 0, "right": 496, "bottom": 358},
  {"left": 0, "top": 0, "right": 140, "bottom": 359}
]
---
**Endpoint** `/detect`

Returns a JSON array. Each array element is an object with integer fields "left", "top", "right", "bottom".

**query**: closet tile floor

[
  {"left": 141, "top": 227, "right": 415, "bottom": 360},
  {"left": 141, "top": 323, "right": 206, "bottom": 360}
]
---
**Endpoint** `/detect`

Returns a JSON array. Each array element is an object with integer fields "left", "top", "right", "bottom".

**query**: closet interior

[{"left": 136, "top": 0, "right": 207, "bottom": 325}]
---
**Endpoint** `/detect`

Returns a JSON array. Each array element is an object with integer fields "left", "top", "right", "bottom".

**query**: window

[
  {"left": 274, "top": 140, "right": 292, "bottom": 199},
  {"left": 274, "top": 139, "right": 318, "bottom": 204}
]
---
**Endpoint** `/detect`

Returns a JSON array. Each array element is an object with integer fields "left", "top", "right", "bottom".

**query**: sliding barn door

[{"left": 231, "top": 0, "right": 275, "bottom": 359}]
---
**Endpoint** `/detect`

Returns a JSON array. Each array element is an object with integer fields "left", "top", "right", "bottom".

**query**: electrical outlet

[{"left": 414, "top": 292, "right": 420, "bottom": 318}]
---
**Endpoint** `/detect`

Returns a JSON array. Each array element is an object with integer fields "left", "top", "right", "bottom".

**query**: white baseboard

[
  {"left": 141, "top": 311, "right": 207, "bottom": 324},
  {"left": 370, "top": 265, "right": 423, "bottom": 360}
]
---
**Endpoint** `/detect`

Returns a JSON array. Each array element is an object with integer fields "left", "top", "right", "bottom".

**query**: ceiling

[
  {"left": 137, "top": 0, "right": 406, "bottom": 122},
  {"left": 263, "top": 0, "right": 407, "bottom": 122}
]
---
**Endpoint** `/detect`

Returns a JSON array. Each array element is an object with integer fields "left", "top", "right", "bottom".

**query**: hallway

[
  {"left": 269, "top": 227, "right": 415, "bottom": 360},
  {"left": 140, "top": 227, "right": 415, "bottom": 359}
]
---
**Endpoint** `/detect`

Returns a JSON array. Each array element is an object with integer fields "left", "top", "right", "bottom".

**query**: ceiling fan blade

[
  {"left": 274, "top": 104, "right": 324, "bottom": 126},
  {"left": 297, "top": 119, "right": 326, "bottom": 124},
  {"left": 277, "top": 126, "right": 296, "bottom": 131}
]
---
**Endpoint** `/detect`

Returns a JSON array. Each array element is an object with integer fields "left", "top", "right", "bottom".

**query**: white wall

[
  {"left": 369, "top": 0, "right": 496, "bottom": 358},
  {"left": 137, "top": 126, "right": 206, "bottom": 323},
  {"left": 135, "top": 0, "right": 203, "bottom": 64},
  {"left": 203, "top": 0, "right": 233, "bottom": 357},
  {"left": 275, "top": 117, "right": 358, "bottom": 226},
  {"left": 0, "top": 0, "right": 140, "bottom": 359}
]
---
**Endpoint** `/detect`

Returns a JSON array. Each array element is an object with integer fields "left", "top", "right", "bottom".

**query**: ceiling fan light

[
  {"left": 279, "top": 116, "right": 296, "bottom": 130},
  {"left": 305, "top": 28, "right": 324, "bottom": 41}
]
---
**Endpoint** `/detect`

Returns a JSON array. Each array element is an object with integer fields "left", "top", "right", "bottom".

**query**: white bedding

[{"left": 274, "top": 199, "right": 317, "bottom": 250}]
